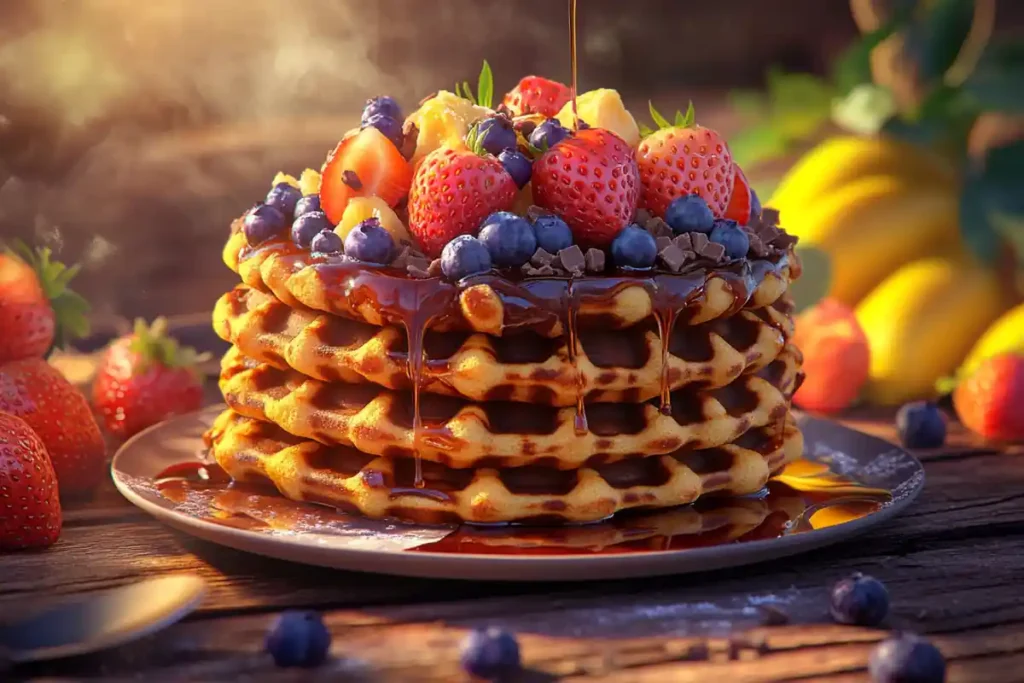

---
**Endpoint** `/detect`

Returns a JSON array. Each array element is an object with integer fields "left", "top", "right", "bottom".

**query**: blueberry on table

[
  {"left": 344, "top": 217, "right": 396, "bottom": 264},
  {"left": 310, "top": 229, "right": 343, "bottom": 255},
  {"left": 292, "top": 211, "right": 333, "bottom": 248},
  {"left": 294, "top": 194, "right": 321, "bottom": 217},
  {"left": 869, "top": 633, "right": 946, "bottom": 683},
  {"left": 441, "top": 235, "right": 492, "bottom": 281},
  {"left": 611, "top": 224, "right": 657, "bottom": 269},
  {"left": 362, "top": 95, "right": 402, "bottom": 123},
  {"left": 498, "top": 150, "right": 532, "bottom": 189},
  {"left": 460, "top": 627, "right": 521, "bottom": 681},
  {"left": 264, "top": 610, "right": 331, "bottom": 668},
  {"left": 478, "top": 116, "right": 518, "bottom": 156},
  {"left": 829, "top": 572, "right": 890, "bottom": 627},
  {"left": 709, "top": 219, "right": 750, "bottom": 259},
  {"left": 364, "top": 113, "right": 404, "bottom": 148},
  {"left": 532, "top": 214, "right": 573, "bottom": 253},
  {"left": 478, "top": 211, "right": 537, "bottom": 267},
  {"left": 665, "top": 194, "right": 715, "bottom": 234},
  {"left": 243, "top": 203, "right": 287, "bottom": 247},
  {"left": 529, "top": 119, "right": 570, "bottom": 151},
  {"left": 265, "top": 182, "right": 301, "bottom": 216},
  {"left": 896, "top": 401, "right": 946, "bottom": 449}
]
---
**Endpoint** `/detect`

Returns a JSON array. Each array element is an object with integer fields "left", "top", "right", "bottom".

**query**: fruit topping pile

[{"left": 240, "top": 63, "right": 799, "bottom": 283}]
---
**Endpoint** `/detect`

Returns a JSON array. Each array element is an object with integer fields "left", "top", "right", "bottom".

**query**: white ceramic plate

[{"left": 111, "top": 406, "right": 924, "bottom": 581}]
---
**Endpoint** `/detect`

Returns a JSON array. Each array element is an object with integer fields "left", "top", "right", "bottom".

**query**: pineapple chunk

[
  {"left": 271, "top": 172, "right": 300, "bottom": 189},
  {"left": 335, "top": 196, "right": 412, "bottom": 244},
  {"left": 406, "top": 91, "right": 493, "bottom": 165},
  {"left": 299, "top": 168, "right": 321, "bottom": 196},
  {"left": 556, "top": 89, "right": 640, "bottom": 147}
]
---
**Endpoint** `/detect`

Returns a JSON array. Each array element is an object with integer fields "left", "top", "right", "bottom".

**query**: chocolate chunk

[
  {"left": 658, "top": 244, "right": 688, "bottom": 272},
  {"left": 584, "top": 248, "right": 606, "bottom": 274},
  {"left": 526, "top": 205, "right": 553, "bottom": 222},
  {"left": 427, "top": 258, "right": 443, "bottom": 277},
  {"left": 747, "top": 233, "right": 769, "bottom": 258},
  {"left": 644, "top": 216, "right": 673, "bottom": 239},
  {"left": 634, "top": 207, "right": 653, "bottom": 225},
  {"left": 407, "top": 255, "right": 431, "bottom": 273},
  {"left": 557, "top": 245, "right": 586, "bottom": 275},
  {"left": 407, "top": 265, "right": 431, "bottom": 278},
  {"left": 655, "top": 235, "right": 673, "bottom": 252},
  {"left": 771, "top": 231, "right": 799, "bottom": 250},
  {"left": 689, "top": 232, "right": 709, "bottom": 252},
  {"left": 391, "top": 246, "right": 411, "bottom": 269},
  {"left": 700, "top": 241, "right": 726, "bottom": 262},
  {"left": 516, "top": 119, "right": 537, "bottom": 139},
  {"left": 760, "top": 207, "right": 780, "bottom": 226},
  {"left": 530, "top": 247, "right": 555, "bottom": 267},
  {"left": 399, "top": 121, "right": 419, "bottom": 162},
  {"left": 342, "top": 169, "right": 363, "bottom": 190},
  {"left": 533, "top": 264, "right": 556, "bottom": 276},
  {"left": 757, "top": 224, "right": 781, "bottom": 243},
  {"left": 672, "top": 233, "right": 692, "bottom": 251}
]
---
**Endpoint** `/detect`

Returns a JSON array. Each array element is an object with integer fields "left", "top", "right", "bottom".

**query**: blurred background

[{"left": 1, "top": 0, "right": 1023, "bottom": 409}]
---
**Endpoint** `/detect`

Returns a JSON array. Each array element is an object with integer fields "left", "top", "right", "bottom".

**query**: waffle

[
  {"left": 206, "top": 409, "right": 804, "bottom": 524},
  {"left": 218, "top": 344, "right": 803, "bottom": 469},
  {"left": 214, "top": 285, "right": 797, "bottom": 405},
  {"left": 221, "top": 228, "right": 800, "bottom": 337}
]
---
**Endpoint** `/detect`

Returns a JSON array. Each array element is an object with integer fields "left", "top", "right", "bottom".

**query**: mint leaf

[
  {"left": 648, "top": 101, "right": 672, "bottom": 130},
  {"left": 477, "top": 60, "right": 494, "bottom": 109}
]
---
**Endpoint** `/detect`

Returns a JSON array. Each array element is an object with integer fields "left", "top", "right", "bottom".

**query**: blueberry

[
  {"left": 266, "top": 183, "right": 301, "bottom": 217},
  {"left": 750, "top": 188, "right": 762, "bottom": 220},
  {"left": 264, "top": 610, "right": 331, "bottom": 668},
  {"left": 478, "top": 212, "right": 537, "bottom": 267},
  {"left": 243, "top": 203, "right": 287, "bottom": 247},
  {"left": 529, "top": 119, "right": 570, "bottom": 151},
  {"left": 364, "top": 113, "right": 404, "bottom": 148},
  {"left": 869, "top": 633, "right": 946, "bottom": 683},
  {"left": 830, "top": 573, "right": 890, "bottom": 627},
  {"left": 344, "top": 218, "right": 395, "bottom": 264},
  {"left": 611, "top": 224, "right": 657, "bottom": 269},
  {"left": 896, "top": 401, "right": 946, "bottom": 449},
  {"left": 498, "top": 150, "right": 532, "bottom": 189},
  {"left": 310, "top": 229, "right": 343, "bottom": 255},
  {"left": 294, "top": 194, "right": 321, "bottom": 217},
  {"left": 361, "top": 95, "right": 402, "bottom": 123},
  {"left": 459, "top": 628, "right": 521, "bottom": 681},
  {"left": 709, "top": 219, "right": 750, "bottom": 259},
  {"left": 477, "top": 116, "right": 518, "bottom": 156},
  {"left": 532, "top": 214, "right": 573, "bottom": 253},
  {"left": 441, "top": 235, "right": 492, "bottom": 280},
  {"left": 291, "top": 211, "right": 332, "bottom": 249},
  {"left": 665, "top": 194, "right": 715, "bottom": 234}
]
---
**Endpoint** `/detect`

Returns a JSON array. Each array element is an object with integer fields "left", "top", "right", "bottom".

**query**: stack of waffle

[{"left": 207, "top": 216, "right": 805, "bottom": 525}]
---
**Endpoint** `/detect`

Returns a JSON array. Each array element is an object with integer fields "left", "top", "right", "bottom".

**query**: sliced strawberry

[
  {"left": 320, "top": 127, "right": 414, "bottom": 224},
  {"left": 723, "top": 164, "right": 752, "bottom": 225},
  {"left": 503, "top": 76, "right": 572, "bottom": 118}
]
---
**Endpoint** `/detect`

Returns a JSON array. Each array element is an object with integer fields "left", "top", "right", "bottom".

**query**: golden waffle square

[
  {"left": 205, "top": 409, "right": 803, "bottom": 524},
  {"left": 217, "top": 345, "right": 803, "bottom": 469}
]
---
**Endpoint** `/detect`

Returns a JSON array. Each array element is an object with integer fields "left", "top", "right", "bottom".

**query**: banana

[
  {"left": 768, "top": 136, "right": 956, "bottom": 217},
  {"left": 783, "top": 176, "right": 961, "bottom": 306},
  {"left": 960, "top": 302, "right": 1024, "bottom": 377},
  {"left": 855, "top": 257, "right": 1011, "bottom": 405}
]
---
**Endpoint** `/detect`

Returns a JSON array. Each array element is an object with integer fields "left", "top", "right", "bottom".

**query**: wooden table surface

[{"left": 3, "top": 408, "right": 1023, "bottom": 682}]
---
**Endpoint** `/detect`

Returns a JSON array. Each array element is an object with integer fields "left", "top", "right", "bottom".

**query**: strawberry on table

[
  {"left": 0, "top": 411, "right": 62, "bottom": 550},
  {"left": 503, "top": 76, "right": 572, "bottom": 118},
  {"left": 93, "top": 318, "right": 210, "bottom": 440},
  {"left": 531, "top": 127, "right": 640, "bottom": 248},
  {"left": 636, "top": 103, "right": 736, "bottom": 219},
  {"left": 0, "top": 241, "right": 89, "bottom": 363},
  {"left": 407, "top": 138, "right": 518, "bottom": 258},
  {"left": 953, "top": 354, "right": 1024, "bottom": 442},
  {"left": 319, "top": 127, "right": 414, "bottom": 224},
  {"left": 0, "top": 358, "right": 106, "bottom": 496}
]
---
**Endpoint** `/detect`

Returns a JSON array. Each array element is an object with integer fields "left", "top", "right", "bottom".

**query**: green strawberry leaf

[
  {"left": 648, "top": 101, "right": 672, "bottom": 130},
  {"left": 477, "top": 60, "right": 494, "bottom": 109},
  {"left": 638, "top": 122, "right": 655, "bottom": 138},
  {"left": 788, "top": 245, "right": 831, "bottom": 315}
]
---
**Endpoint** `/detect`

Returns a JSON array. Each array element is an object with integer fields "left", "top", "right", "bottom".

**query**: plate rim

[{"left": 110, "top": 406, "right": 925, "bottom": 580}]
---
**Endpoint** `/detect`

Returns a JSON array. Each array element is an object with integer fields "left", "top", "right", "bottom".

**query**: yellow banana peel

[
  {"left": 783, "top": 176, "right": 961, "bottom": 306},
  {"left": 855, "top": 257, "right": 1011, "bottom": 405},
  {"left": 959, "top": 302, "right": 1024, "bottom": 377},
  {"left": 768, "top": 136, "right": 956, "bottom": 219}
]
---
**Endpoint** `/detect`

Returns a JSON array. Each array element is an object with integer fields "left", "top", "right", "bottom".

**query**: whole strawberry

[
  {"left": 531, "top": 127, "right": 640, "bottom": 248},
  {"left": 407, "top": 138, "right": 517, "bottom": 258},
  {"left": 503, "top": 76, "right": 572, "bottom": 118},
  {"left": 636, "top": 104, "right": 735, "bottom": 218},
  {"left": 0, "top": 358, "right": 106, "bottom": 496},
  {"left": 953, "top": 354, "right": 1024, "bottom": 442},
  {"left": 0, "top": 241, "right": 89, "bottom": 363},
  {"left": 0, "top": 411, "right": 62, "bottom": 550},
  {"left": 93, "top": 318, "right": 209, "bottom": 440}
]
